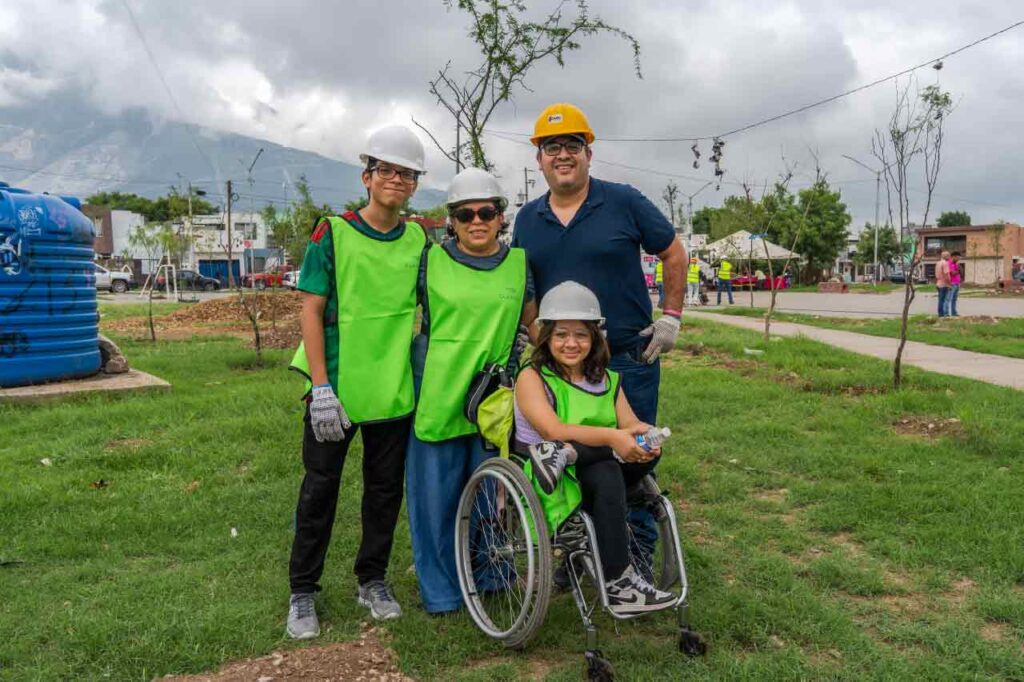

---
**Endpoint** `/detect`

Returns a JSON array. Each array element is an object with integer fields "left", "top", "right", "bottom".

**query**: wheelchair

[{"left": 454, "top": 452, "right": 706, "bottom": 680}]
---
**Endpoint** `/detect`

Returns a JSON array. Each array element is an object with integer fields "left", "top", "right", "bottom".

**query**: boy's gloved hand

[
  {"left": 310, "top": 384, "right": 351, "bottom": 442},
  {"left": 639, "top": 314, "right": 681, "bottom": 364}
]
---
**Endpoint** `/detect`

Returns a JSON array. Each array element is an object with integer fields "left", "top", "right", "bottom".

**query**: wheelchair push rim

[{"left": 455, "top": 458, "right": 552, "bottom": 647}]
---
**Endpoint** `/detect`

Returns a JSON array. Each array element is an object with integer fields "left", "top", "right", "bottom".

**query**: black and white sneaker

[
  {"left": 605, "top": 565, "right": 675, "bottom": 614},
  {"left": 527, "top": 441, "right": 573, "bottom": 494}
]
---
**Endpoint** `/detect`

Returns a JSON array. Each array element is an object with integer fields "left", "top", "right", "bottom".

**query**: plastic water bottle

[{"left": 636, "top": 426, "right": 671, "bottom": 452}]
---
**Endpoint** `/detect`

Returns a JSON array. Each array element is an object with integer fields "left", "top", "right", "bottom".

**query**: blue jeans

[
  {"left": 949, "top": 284, "right": 960, "bottom": 316},
  {"left": 656, "top": 283, "right": 664, "bottom": 309},
  {"left": 937, "top": 286, "right": 949, "bottom": 317},
  {"left": 717, "top": 278, "right": 734, "bottom": 304},
  {"left": 609, "top": 340, "right": 661, "bottom": 566},
  {"left": 406, "top": 432, "right": 495, "bottom": 613}
]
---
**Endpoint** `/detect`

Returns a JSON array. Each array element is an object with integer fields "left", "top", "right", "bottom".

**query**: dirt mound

[
  {"left": 893, "top": 416, "right": 963, "bottom": 439},
  {"left": 258, "top": 325, "right": 303, "bottom": 350},
  {"left": 162, "top": 627, "right": 412, "bottom": 681},
  {"left": 167, "top": 293, "right": 303, "bottom": 325}
]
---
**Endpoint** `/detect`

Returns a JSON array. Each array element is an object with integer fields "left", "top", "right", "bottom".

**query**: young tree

[
  {"left": 872, "top": 80, "right": 954, "bottom": 389},
  {"left": 128, "top": 223, "right": 185, "bottom": 342},
  {"left": 936, "top": 210, "right": 971, "bottom": 227},
  {"left": 261, "top": 176, "right": 333, "bottom": 268},
  {"left": 417, "top": 0, "right": 641, "bottom": 169},
  {"left": 662, "top": 180, "right": 681, "bottom": 230}
]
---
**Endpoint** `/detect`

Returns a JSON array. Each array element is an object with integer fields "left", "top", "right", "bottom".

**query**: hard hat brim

[{"left": 359, "top": 153, "right": 427, "bottom": 174}]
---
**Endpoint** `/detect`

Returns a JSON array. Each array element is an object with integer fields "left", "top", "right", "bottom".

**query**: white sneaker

[
  {"left": 527, "top": 441, "right": 572, "bottom": 494},
  {"left": 605, "top": 565, "right": 675, "bottom": 614}
]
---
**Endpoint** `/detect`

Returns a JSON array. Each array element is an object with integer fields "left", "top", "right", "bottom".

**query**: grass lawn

[
  {"left": 715, "top": 307, "right": 1024, "bottom": 360},
  {"left": 97, "top": 301, "right": 188, "bottom": 322},
  {"left": 2, "top": 317, "right": 1023, "bottom": 680}
]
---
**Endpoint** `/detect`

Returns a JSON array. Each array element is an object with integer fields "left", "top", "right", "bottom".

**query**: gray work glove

[
  {"left": 507, "top": 324, "right": 531, "bottom": 374},
  {"left": 309, "top": 384, "right": 351, "bottom": 442},
  {"left": 639, "top": 315, "right": 681, "bottom": 364}
]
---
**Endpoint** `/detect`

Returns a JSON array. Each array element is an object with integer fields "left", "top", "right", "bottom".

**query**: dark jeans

[
  {"left": 289, "top": 409, "right": 411, "bottom": 594},
  {"left": 949, "top": 284, "right": 960, "bottom": 316},
  {"left": 656, "top": 283, "right": 665, "bottom": 309},
  {"left": 609, "top": 341, "right": 661, "bottom": 563},
  {"left": 572, "top": 443, "right": 650, "bottom": 579},
  {"left": 717, "top": 278, "right": 734, "bottom": 304},
  {"left": 937, "top": 286, "right": 949, "bottom": 317}
]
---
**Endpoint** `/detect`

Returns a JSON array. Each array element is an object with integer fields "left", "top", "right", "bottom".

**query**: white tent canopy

[{"left": 704, "top": 230, "right": 801, "bottom": 261}]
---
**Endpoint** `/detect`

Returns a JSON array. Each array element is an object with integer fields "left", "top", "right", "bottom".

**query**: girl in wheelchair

[{"left": 514, "top": 281, "right": 675, "bottom": 615}]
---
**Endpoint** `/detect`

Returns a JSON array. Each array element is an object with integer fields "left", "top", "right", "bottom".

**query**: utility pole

[
  {"left": 226, "top": 179, "right": 235, "bottom": 289},
  {"left": 685, "top": 181, "right": 713, "bottom": 237},
  {"left": 843, "top": 155, "right": 884, "bottom": 283},
  {"left": 522, "top": 168, "right": 536, "bottom": 204}
]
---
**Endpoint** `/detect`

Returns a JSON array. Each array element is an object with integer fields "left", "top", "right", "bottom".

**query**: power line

[
  {"left": 485, "top": 19, "right": 1024, "bottom": 143},
  {"left": 119, "top": 0, "right": 220, "bottom": 194}
]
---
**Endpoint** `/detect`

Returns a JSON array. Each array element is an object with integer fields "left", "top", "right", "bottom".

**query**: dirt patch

[
  {"left": 161, "top": 627, "right": 411, "bottom": 681},
  {"left": 104, "top": 438, "right": 154, "bottom": 451},
  {"left": 753, "top": 488, "right": 789, "bottom": 504},
  {"left": 257, "top": 325, "right": 304, "bottom": 350},
  {"left": 946, "top": 576, "right": 976, "bottom": 606},
  {"left": 463, "top": 654, "right": 561, "bottom": 679},
  {"left": 980, "top": 621, "right": 1010, "bottom": 643},
  {"left": 166, "top": 293, "right": 303, "bottom": 325},
  {"left": 892, "top": 416, "right": 964, "bottom": 439}
]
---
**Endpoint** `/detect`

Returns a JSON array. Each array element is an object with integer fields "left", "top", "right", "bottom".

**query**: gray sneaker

[
  {"left": 286, "top": 593, "right": 320, "bottom": 640},
  {"left": 358, "top": 580, "right": 402, "bottom": 620}
]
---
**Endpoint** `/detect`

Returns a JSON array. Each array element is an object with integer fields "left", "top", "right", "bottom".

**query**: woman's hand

[{"left": 611, "top": 429, "right": 655, "bottom": 463}]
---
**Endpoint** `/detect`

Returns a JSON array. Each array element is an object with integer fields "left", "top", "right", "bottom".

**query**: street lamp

[
  {"left": 685, "top": 181, "right": 714, "bottom": 237},
  {"left": 842, "top": 154, "right": 884, "bottom": 283}
]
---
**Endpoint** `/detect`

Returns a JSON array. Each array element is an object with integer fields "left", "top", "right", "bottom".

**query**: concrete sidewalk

[{"left": 686, "top": 311, "right": 1024, "bottom": 390}]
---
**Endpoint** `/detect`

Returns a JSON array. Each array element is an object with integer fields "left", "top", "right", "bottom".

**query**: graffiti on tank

[
  {"left": 17, "top": 206, "right": 42, "bottom": 236},
  {"left": 0, "top": 332, "right": 30, "bottom": 358},
  {"left": 1, "top": 234, "right": 22, "bottom": 276}
]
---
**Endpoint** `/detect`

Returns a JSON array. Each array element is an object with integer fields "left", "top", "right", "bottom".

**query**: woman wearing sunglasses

[{"left": 406, "top": 167, "right": 538, "bottom": 615}]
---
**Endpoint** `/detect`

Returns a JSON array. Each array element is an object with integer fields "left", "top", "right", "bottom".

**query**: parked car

[
  {"left": 243, "top": 267, "right": 293, "bottom": 289},
  {"left": 93, "top": 263, "right": 134, "bottom": 293},
  {"left": 155, "top": 269, "right": 221, "bottom": 292},
  {"left": 888, "top": 271, "right": 927, "bottom": 285},
  {"left": 282, "top": 271, "right": 300, "bottom": 289},
  {"left": 1014, "top": 270, "right": 1024, "bottom": 284}
]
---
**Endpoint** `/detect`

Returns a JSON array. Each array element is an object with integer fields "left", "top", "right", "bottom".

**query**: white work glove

[
  {"left": 309, "top": 384, "right": 351, "bottom": 442},
  {"left": 639, "top": 315, "right": 681, "bottom": 364}
]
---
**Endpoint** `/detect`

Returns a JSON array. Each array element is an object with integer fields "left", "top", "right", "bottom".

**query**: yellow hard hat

[{"left": 530, "top": 103, "right": 595, "bottom": 146}]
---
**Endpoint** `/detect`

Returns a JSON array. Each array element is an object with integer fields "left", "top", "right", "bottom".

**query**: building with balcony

[{"left": 915, "top": 223, "right": 1023, "bottom": 285}]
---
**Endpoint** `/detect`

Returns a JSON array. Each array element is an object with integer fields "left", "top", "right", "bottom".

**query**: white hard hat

[
  {"left": 359, "top": 126, "right": 427, "bottom": 173},
  {"left": 537, "top": 281, "right": 604, "bottom": 323},
  {"left": 447, "top": 167, "right": 507, "bottom": 209}
]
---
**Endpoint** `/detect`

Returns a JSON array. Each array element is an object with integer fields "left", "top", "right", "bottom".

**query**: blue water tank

[{"left": 0, "top": 182, "right": 101, "bottom": 388}]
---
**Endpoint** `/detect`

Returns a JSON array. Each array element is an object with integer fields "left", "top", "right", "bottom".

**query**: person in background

[
  {"left": 686, "top": 256, "right": 700, "bottom": 306},
  {"left": 948, "top": 251, "right": 962, "bottom": 317},
  {"left": 716, "top": 257, "right": 734, "bottom": 305},
  {"left": 936, "top": 250, "right": 951, "bottom": 317},
  {"left": 655, "top": 259, "right": 665, "bottom": 309}
]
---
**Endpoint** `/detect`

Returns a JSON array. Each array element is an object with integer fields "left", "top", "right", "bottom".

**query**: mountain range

[{"left": 0, "top": 94, "right": 445, "bottom": 211}]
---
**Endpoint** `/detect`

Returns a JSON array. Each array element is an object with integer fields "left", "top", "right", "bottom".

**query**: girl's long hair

[{"left": 529, "top": 320, "right": 609, "bottom": 385}]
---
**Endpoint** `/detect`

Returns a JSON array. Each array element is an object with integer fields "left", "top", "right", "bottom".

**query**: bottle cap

[{"left": 661, "top": 427, "right": 672, "bottom": 437}]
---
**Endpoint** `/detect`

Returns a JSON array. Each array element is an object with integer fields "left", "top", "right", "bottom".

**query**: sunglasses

[
  {"left": 450, "top": 205, "right": 500, "bottom": 223},
  {"left": 540, "top": 138, "right": 585, "bottom": 156}
]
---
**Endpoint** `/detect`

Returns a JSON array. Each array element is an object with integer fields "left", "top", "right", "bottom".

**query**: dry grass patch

[
  {"left": 103, "top": 438, "right": 154, "bottom": 451},
  {"left": 979, "top": 621, "right": 1010, "bottom": 643}
]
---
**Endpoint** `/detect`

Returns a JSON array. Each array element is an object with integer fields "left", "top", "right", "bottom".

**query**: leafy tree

[
  {"left": 936, "top": 210, "right": 971, "bottom": 227},
  {"left": 260, "top": 176, "right": 333, "bottom": 267},
  {"left": 418, "top": 0, "right": 641, "bottom": 169},
  {"left": 853, "top": 223, "right": 900, "bottom": 269},
  {"left": 414, "top": 203, "right": 450, "bottom": 220},
  {"left": 343, "top": 197, "right": 369, "bottom": 212},
  {"left": 86, "top": 188, "right": 215, "bottom": 222},
  {"left": 690, "top": 206, "right": 715, "bottom": 235},
  {"left": 767, "top": 180, "right": 850, "bottom": 281}
]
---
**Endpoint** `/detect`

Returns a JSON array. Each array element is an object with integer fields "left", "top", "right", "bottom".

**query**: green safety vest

[
  {"left": 655, "top": 261, "right": 664, "bottom": 284},
  {"left": 414, "top": 246, "right": 527, "bottom": 442},
  {"left": 289, "top": 216, "right": 424, "bottom": 423},
  {"left": 687, "top": 263, "right": 701, "bottom": 283},
  {"left": 523, "top": 366, "right": 621, "bottom": 531},
  {"left": 719, "top": 260, "right": 733, "bottom": 280}
]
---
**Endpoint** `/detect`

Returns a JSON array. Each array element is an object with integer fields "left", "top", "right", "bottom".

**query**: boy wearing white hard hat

[
  {"left": 287, "top": 126, "right": 428, "bottom": 637},
  {"left": 405, "top": 167, "right": 537, "bottom": 615}
]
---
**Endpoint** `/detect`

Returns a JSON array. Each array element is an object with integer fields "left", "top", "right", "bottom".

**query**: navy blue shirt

[{"left": 512, "top": 177, "right": 676, "bottom": 352}]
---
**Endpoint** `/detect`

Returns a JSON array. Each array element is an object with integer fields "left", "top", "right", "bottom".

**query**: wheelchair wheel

[{"left": 455, "top": 457, "right": 552, "bottom": 649}]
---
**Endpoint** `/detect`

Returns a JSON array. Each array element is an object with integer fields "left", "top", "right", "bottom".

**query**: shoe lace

[
  {"left": 293, "top": 594, "right": 315, "bottom": 619},
  {"left": 366, "top": 580, "right": 395, "bottom": 603}
]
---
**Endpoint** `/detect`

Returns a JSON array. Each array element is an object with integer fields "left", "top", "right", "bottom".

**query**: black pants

[
  {"left": 288, "top": 409, "right": 411, "bottom": 594},
  {"left": 572, "top": 443, "right": 652, "bottom": 580}
]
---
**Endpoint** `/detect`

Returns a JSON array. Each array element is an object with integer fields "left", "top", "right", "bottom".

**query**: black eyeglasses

[
  {"left": 450, "top": 205, "right": 500, "bottom": 223},
  {"left": 540, "top": 138, "right": 585, "bottom": 156},
  {"left": 372, "top": 165, "right": 420, "bottom": 183}
]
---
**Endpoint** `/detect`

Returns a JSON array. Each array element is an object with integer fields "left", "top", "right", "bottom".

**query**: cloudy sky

[{"left": 2, "top": 0, "right": 1022, "bottom": 229}]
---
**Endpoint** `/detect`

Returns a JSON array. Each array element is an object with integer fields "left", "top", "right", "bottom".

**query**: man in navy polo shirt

[{"left": 512, "top": 102, "right": 686, "bottom": 570}]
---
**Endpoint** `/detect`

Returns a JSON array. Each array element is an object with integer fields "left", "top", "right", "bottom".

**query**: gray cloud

[{"left": 2, "top": 0, "right": 1021, "bottom": 225}]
